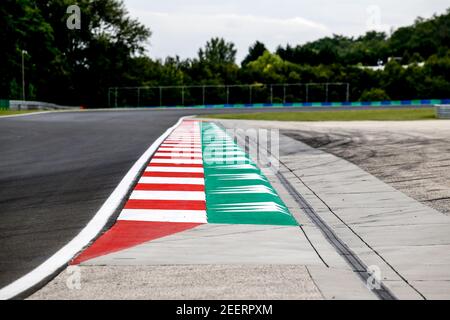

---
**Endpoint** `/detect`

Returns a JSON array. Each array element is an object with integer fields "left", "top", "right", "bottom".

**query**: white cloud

[
  {"left": 130, "top": 11, "right": 330, "bottom": 62},
  {"left": 124, "top": 0, "right": 450, "bottom": 62}
]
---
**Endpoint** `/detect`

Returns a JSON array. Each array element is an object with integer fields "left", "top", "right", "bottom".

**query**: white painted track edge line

[
  {"left": 0, "top": 116, "right": 191, "bottom": 300},
  {"left": 0, "top": 111, "right": 54, "bottom": 119}
]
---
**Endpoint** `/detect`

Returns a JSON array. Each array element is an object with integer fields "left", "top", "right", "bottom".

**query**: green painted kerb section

[{"left": 201, "top": 122, "right": 298, "bottom": 226}]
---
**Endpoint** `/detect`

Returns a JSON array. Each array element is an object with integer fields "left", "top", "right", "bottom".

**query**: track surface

[{"left": 0, "top": 106, "right": 428, "bottom": 289}]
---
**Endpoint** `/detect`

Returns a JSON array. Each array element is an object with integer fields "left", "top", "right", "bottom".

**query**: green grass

[
  {"left": 0, "top": 110, "right": 39, "bottom": 116},
  {"left": 202, "top": 108, "right": 437, "bottom": 121}
]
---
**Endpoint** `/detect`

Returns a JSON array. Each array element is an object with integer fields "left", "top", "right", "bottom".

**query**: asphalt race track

[{"left": 0, "top": 106, "right": 430, "bottom": 289}]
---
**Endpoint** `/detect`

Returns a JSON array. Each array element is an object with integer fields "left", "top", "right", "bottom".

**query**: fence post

[
  {"left": 159, "top": 87, "right": 162, "bottom": 107},
  {"left": 137, "top": 87, "right": 140, "bottom": 107},
  {"left": 270, "top": 85, "right": 273, "bottom": 104},
  {"left": 283, "top": 85, "right": 286, "bottom": 103},
  {"left": 181, "top": 86, "right": 185, "bottom": 106},
  {"left": 306, "top": 84, "right": 309, "bottom": 102},
  {"left": 249, "top": 85, "right": 252, "bottom": 104},
  {"left": 114, "top": 87, "right": 118, "bottom": 108},
  {"left": 22, "top": 50, "right": 26, "bottom": 101},
  {"left": 202, "top": 86, "right": 206, "bottom": 105},
  {"left": 226, "top": 86, "right": 230, "bottom": 105},
  {"left": 346, "top": 83, "right": 350, "bottom": 102}
]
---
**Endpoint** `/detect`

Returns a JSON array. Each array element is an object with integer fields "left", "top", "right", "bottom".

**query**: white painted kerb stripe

[
  {"left": 150, "top": 158, "right": 203, "bottom": 164},
  {"left": 139, "top": 177, "right": 205, "bottom": 185},
  {"left": 158, "top": 147, "right": 201, "bottom": 152},
  {"left": 160, "top": 144, "right": 202, "bottom": 148},
  {"left": 165, "top": 139, "right": 201, "bottom": 142},
  {"left": 165, "top": 137, "right": 201, "bottom": 140},
  {"left": 130, "top": 190, "right": 205, "bottom": 201},
  {"left": 119, "top": 209, "right": 207, "bottom": 223},
  {"left": 145, "top": 167, "right": 204, "bottom": 173},
  {"left": 154, "top": 152, "right": 202, "bottom": 158}
]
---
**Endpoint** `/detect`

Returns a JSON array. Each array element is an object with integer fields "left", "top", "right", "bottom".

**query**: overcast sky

[{"left": 124, "top": 0, "right": 449, "bottom": 62}]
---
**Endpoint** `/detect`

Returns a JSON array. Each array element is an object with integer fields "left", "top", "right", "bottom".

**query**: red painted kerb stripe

[
  {"left": 135, "top": 183, "right": 205, "bottom": 191},
  {"left": 142, "top": 172, "right": 204, "bottom": 178},
  {"left": 71, "top": 221, "right": 202, "bottom": 265}
]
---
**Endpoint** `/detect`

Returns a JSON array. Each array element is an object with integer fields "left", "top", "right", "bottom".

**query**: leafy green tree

[
  {"left": 242, "top": 41, "right": 267, "bottom": 66},
  {"left": 198, "top": 37, "right": 237, "bottom": 65},
  {"left": 389, "top": 10, "right": 450, "bottom": 61},
  {"left": 0, "top": 0, "right": 151, "bottom": 106},
  {"left": 421, "top": 50, "right": 450, "bottom": 98},
  {"left": 246, "top": 51, "right": 286, "bottom": 83},
  {"left": 56, "top": 0, "right": 151, "bottom": 106},
  {"left": 0, "top": 0, "right": 55, "bottom": 100},
  {"left": 192, "top": 38, "right": 239, "bottom": 85},
  {"left": 360, "top": 88, "right": 390, "bottom": 101}
]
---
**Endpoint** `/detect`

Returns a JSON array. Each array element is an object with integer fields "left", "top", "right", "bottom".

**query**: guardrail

[
  {"left": 9, "top": 100, "right": 79, "bottom": 111},
  {"left": 436, "top": 105, "right": 450, "bottom": 119}
]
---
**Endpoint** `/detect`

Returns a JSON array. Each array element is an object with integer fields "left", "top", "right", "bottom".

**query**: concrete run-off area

[{"left": 30, "top": 265, "right": 322, "bottom": 300}]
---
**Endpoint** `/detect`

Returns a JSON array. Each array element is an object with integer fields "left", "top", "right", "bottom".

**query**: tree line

[{"left": 1, "top": 0, "right": 449, "bottom": 107}]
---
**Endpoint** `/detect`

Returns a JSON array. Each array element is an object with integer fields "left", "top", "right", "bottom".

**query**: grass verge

[
  {"left": 0, "top": 110, "right": 40, "bottom": 116},
  {"left": 202, "top": 108, "right": 437, "bottom": 121}
]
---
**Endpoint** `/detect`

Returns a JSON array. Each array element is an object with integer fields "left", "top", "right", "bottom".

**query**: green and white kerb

[{"left": 201, "top": 122, "right": 298, "bottom": 226}]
